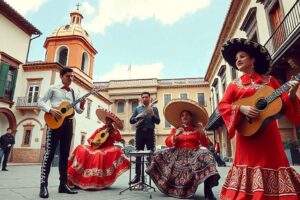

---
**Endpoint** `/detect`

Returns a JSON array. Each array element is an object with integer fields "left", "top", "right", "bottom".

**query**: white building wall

[{"left": 0, "top": 14, "right": 30, "bottom": 63}]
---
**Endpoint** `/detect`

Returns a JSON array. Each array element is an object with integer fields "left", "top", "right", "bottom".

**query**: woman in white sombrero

[
  {"left": 67, "top": 108, "right": 130, "bottom": 190},
  {"left": 146, "top": 99, "right": 220, "bottom": 199},
  {"left": 219, "top": 38, "right": 300, "bottom": 200}
]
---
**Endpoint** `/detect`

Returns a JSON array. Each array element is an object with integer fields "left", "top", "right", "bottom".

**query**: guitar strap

[
  {"left": 71, "top": 89, "right": 75, "bottom": 102},
  {"left": 70, "top": 89, "right": 76, "bottom": 118}
]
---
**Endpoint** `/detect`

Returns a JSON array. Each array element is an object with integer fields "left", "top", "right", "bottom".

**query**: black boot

[
  {"left": 39, "top": 184, "right": 49, "bottom": 198},
  {"left": 58, "top": 183, "right": 78, "bottom": 194},
  {"left": 204, "top": 180, "right": 216, "bottom": 200},
  {"left": 129, "top": 175, "right": 140, "bottom": 184}
]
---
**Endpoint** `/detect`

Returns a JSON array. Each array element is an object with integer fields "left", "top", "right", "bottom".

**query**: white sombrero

[
  {"left": 164, "top": 99, "right": 208, "bottom": 128},
  {"left": 96, "top": 107, "right": 124, "bottom": 130}
]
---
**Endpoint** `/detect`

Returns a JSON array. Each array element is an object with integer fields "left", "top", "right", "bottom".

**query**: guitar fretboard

[
  {"left": 65, "top": 89, "right": 100, "bottom": 111},
  {"left": 266, "top": 82, "right": 290, "bottom": 103}
]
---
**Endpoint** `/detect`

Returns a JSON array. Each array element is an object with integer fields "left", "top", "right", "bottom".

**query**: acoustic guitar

[
  {"left": 91, "top": 127, "right": 112, "bottom": 150},
  {"left": 133, "top": 100, "right": 158, "bottom": 128},
  {"left": 234, "top": 73, "right": 300, "bottom": 137},
  {"left": 44, "top": 88, "right": 101, "bottom": 129}
]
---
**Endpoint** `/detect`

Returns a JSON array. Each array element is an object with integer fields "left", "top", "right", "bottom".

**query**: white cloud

[
  {"left": 84, "top": 0, "right": 211, "bottom": 34},
  {"left": 82, "top": 1, "right": 95, "bottom": 15},
  {"left": 94, "top": 62, "right": 164, "bottom": 81},
  {"left": 4, "top": 0, "right": 48, "bottom": 15}
]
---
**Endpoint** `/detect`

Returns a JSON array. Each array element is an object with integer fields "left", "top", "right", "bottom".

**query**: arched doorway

[
  {"left": 0, "top": 107, "right": 17, "bottom": 134},
  {"left": 0, "top": 107, "right": 17, "bottom": 161}
]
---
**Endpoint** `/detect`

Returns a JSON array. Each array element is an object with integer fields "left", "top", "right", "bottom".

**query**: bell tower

[{"left": 43, "top": 7, "right": 97, "bottom": 78}]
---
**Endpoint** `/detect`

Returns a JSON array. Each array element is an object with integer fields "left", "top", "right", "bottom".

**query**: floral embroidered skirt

[
  {"left": 67, "top": 145, "right": 130, "bottom": 190},
  {"left": 220, "top": 165, "right": 300, "bottom": 200},
  {"left": 146, "top": 147, "right": 220, "bottom": 199}
]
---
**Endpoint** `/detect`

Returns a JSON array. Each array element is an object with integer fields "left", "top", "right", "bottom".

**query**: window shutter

[
  {"left": 10, "top": 68, "right": 19, "bottom": 100},
  {"left": 0, "top": 63, "right": 9, "bottom": 97}
]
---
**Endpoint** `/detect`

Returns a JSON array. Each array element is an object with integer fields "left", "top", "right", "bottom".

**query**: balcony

[
  {"left": 264, "top": 0, "right": 300, "bottom": 64},
  {"left": 15, "top": 97, "right": 40, "bottom": 115}
]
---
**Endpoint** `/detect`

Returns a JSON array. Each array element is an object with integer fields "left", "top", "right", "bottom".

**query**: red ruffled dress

[
  {"left": 218, "top": 73, "right": 300, "bottom": 200},
  {"left": 146, "top": 125, "right": 220, "bottom": 198},
  {"left": 67, "top": 125, "right": 130, "bottom": 189}
]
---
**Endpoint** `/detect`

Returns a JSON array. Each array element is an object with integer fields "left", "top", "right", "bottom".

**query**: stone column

[{"left": 125, "top": 99, "right": 129, "bottom": 132}]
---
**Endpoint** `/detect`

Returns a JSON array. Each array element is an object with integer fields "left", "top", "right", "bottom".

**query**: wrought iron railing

[
  {"left": 265, "top": 0, "right": 300, "bottom": 56},
  {"left": 16, "top": 97, "right": 39, "bottom": 107}
]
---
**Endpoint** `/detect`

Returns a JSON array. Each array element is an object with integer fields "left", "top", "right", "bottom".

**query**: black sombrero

[{"left": 221, "top": 38, "right": 272, "bottom": 74}]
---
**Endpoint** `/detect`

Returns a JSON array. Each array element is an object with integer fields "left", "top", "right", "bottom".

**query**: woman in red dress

[
  {"left": 146, "top": 99, "right": 220, "bottom": 199},
  {"left": 219, "top": 38, "right": 300, "bottom": 200},
  {"left": 67, "top": 108, "right": 130, "bottom": 190}
]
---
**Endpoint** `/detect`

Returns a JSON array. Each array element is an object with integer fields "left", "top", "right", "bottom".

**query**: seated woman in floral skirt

[{"left": 146, "top": 99, "right": 220, "bottom": 199}]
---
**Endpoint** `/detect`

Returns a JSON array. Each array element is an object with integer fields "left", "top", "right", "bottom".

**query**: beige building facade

[
  {"left": 95, "top": 78, "right": 211, "bottom": 147},
  {"left": 205, "top": 0, "right": 300, "bottom": 161}
]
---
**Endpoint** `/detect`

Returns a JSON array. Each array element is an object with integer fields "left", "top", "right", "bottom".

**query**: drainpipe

[{"left": 26, "top": 33, "right": 42, "bottom": 63}]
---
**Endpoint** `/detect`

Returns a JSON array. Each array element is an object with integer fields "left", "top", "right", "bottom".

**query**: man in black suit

[{"left": 129, "top": 92, "right": 160, "bottom": 184}]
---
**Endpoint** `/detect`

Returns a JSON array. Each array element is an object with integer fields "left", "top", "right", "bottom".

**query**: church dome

[
  {"left": 50, "top": 9, "right": 92, "bottom": 44},
  {"left": 51, "top": 24, "right": 92, "bottom": 44}
]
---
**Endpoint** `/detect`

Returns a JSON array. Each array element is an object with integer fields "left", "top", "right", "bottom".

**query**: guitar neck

[
  {"left": 266, "top": 82, "right": 290, "bottom": 103},
  {"left": 65, "top": 91, "right": 96, "bottom": 111}
]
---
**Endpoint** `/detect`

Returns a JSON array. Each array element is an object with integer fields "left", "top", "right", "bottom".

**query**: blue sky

[{"left": 6, "top": 0, "right": 231, "bottom": 81}]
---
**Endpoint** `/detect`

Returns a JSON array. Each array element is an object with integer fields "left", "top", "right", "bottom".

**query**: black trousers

[
  {"left": 40, "top": 119, "right": 73, "bottom": 186},
  {"left": 0, "top": 147, "right": 11, "bottom": 170},
  {"left": 135, "top": 128, "right": 155, "bottom": 177}
]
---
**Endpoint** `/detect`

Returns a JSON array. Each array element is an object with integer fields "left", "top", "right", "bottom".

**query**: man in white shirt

[{"left": 38, "top": 67, "right": 85, "bottom": 198}]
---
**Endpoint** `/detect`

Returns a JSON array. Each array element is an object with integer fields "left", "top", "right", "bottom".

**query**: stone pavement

[{"left": 0, "top": 164, "right": 299, "bottom": 200}]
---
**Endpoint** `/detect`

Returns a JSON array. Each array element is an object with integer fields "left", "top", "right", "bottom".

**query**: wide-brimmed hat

[
  {"left": 221, "top": 38, "right": 272, "bottom": 74},
  {"left": 96, "top": 107, "right": 124, "bottom": 130},
  {"left": 164, "top": 99, "right": 208, "bottom": 128}
]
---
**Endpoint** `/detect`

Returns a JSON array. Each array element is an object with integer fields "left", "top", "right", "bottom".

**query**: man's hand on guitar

[
  {"left": 50, "top": 108, "right": 62, "bottom": 119},
  {"left": 80, "top": 98, "right": 86, "bottom": 109},
  {"left": 147, "top": 107, "right": 155, "bottom": 117},
  {"left": 288, "top": 78, "right": 299, "bottom": 100},
  {"left": 136, "top": 112, "right": 146, "bottom": 120},
  {"left": 239, "top": 105, "right": 260, "bottom": 118}
]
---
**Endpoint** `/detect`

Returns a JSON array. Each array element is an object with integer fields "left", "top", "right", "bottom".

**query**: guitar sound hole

[
  {"left": 255, "top": 99, "right": 267, "bottom": 110},
  {"left": 61, "top": 108, "right": 67, "bottom": 114}
]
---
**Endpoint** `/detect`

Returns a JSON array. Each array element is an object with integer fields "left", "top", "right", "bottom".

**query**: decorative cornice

[{"left": 94, "top": 77, "right": 208, "bottom": 90}]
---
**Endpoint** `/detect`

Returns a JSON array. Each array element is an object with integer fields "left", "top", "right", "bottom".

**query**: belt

[{"left": 138, "top": 127, "right": 153, "bottom": 132}]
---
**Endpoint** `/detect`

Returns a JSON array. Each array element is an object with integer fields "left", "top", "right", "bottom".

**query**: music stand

[{"left": 119, "top": 150, "right": 156, "bottom": 198}]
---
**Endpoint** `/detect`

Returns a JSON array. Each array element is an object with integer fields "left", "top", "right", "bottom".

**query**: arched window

[
  {"left": 218, "top": 65, "right": 227, "bottom": 93},
  {"left": 131, "top": 101, "right": 138, "bottom": 113},
  {"left": 117, "top": 101, "right": 125, "bottom": 113},
  {"left": 212, "top": 78, "right": 219, "bottom": 104},
  {"left": 56, "top": 47, "right": 68, "bottom": 66},
  {"left": 81, "top": 52, "right": 89, "bottom": 73}
]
